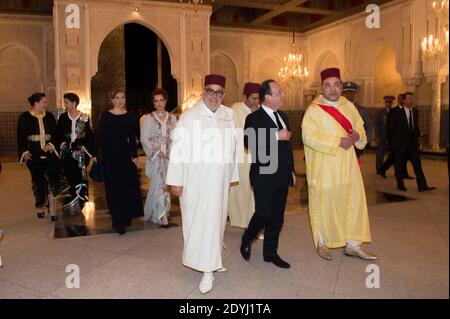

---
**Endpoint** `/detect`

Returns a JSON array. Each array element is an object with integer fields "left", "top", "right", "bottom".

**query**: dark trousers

[
  {"left": 62, "top": 150, "right": 89, "bottom": 205},
  {"left": 380, "top": 150, "right": 411, "bottom": 177},
  {"left": 26, "top": 155, "right": 69, "bottom": 209},
  {"left": 394, "top": 143, "right": 428, "bottom": 189},
  {"left": 243, "top": 186, "right": 289, "bottom": 258},
  {"left": 380, "top": 150, "right": 395, "bottom": 172},
  {"left": 376, "top": 143, "right": 387, "bottom": 171}
]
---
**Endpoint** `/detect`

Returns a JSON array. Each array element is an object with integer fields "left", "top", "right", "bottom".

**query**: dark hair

[
  {"left": 28, "top": 92, "right": 46, "bottom": 106},
  {"left": 63, "top": 92, "right": 80, "bottom": 106},
  {"left": 152, "top": 88, "right": 168, "bottom": 101},
  {"left": 259, "top": 79, "right": 276, "bottom": 103},
  {"left": 404, "top": 91, "right": 414, "bottom": 97}
]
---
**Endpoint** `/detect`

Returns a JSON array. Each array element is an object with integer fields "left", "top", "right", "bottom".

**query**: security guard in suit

[{"left": 342, "top": 81, "right": 373, "bottom": 160}]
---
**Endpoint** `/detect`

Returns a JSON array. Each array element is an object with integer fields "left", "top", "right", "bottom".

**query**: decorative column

[
  {"left": 304, "top": 89, "right": 317, "bottom": 108},
  {"left": 427, "top": 75, "right": 447, "bottom": 149}
]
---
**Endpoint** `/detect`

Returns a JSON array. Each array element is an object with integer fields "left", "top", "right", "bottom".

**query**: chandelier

[
  {"left": 278, "top": 25, "right": 309, "bottom": 84},
  {"left": 179, "top": 0, "right": 215, "bottom": 12},
  {"left": 421, "top": 0, "right": 449, "bottom": 59}
]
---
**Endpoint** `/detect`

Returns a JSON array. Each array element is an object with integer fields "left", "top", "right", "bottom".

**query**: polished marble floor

[
  {"left": 0, "top": 150, "right": 448, "bottom": 298},
  {"left": 52, "top": 155, "right": 414, "bottom": 239}
]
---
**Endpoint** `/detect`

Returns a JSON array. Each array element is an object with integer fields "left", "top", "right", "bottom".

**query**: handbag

[{"left": 89, "top": 161, "right": 104, "bottom": 182}]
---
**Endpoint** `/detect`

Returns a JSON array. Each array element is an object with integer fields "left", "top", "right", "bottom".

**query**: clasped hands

[{"left": 339, "top": 130, "right": 360, "bottom": 150}]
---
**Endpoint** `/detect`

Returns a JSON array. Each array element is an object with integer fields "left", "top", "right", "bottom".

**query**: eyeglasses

[
  {"left": 323, "top": 83, "right": 343, "bottom": 90},
  {"left": 205, "top": 88, "right": 225, "bottom": 97}
]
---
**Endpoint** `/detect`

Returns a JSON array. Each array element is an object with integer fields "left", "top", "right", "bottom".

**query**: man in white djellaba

[{"left": 166, "top": 74, "right": 239, "bottom": 294}]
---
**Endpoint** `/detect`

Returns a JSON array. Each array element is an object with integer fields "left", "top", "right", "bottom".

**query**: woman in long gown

[
  {"left": 92, "top": 90, "right": 143, "bottom": 235},
  {"left": 140, "top": 88, "right": 177, "bottom": 227},
  {"left": 17, "top": 92, "right": 69, "bottom": 221},
  {"left": 57, "top": 93, "right": 94, "bottom": 210}
]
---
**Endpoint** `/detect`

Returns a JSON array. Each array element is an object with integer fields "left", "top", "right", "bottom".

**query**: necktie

[
  {"left": 408, "top": 110, "right": 414, "bottom": 133},
  {"left": 273, "top": 111, "right": 283, "bottom": 130}
]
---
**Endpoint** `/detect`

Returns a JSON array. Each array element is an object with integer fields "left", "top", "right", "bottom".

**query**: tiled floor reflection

[
  {"left": 54, "top": 161, "right": 415, "bottom": 238},
  {"left": 54, "top": 165, "right": 181, "bottom": 239},
  {"left": 295, "top": 173, "right": 414, "bottom": 208}
]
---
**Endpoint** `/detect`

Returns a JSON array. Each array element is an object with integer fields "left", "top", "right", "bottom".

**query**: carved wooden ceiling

[{"left": 0, "top": 0, "right": 395, "bottom": 32}]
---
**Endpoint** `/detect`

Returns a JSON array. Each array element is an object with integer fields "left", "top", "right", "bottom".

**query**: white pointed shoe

[
  {"left": 199, "top": 273, "right": 214, "bottom": 294},
  {"left": 217, "top": 267, "right": 227, "bottom": 272},
  {"left": 344, "top": 246, "right": 379, "bottom": 260},
  {"left": 317, "top": 244, "right": 332, "bottom": 260}
]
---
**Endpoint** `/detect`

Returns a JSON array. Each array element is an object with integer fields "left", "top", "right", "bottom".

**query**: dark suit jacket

[
  {"left": 375, "top": 108, "right": 390, "bottom": 146},
  {"left": 244, "top": 107, "right": 295, "bottom": 189},
  {"left": 388, "top": 106, "right": 420, "bottom": 152}
]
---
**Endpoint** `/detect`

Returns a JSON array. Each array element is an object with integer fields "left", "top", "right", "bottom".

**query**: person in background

[
  {"left": 341, "top": 81, "right": 373, "bottom": 164},
  {"left": 388, "top": 92, "right": 436, "bottom": 192},
  {"left": 17, "top": 92, "right": 69, "bottom": 222},
  {"left": 375, "top": 95, "right": 395, "bottom": 175},
  {"left": 228, "top": 82, "right": 260, "bottom": 229},
  {"left": 377, "top": 93, "right": 412, "bottom": 178},
  {"left": 57, "top": 92, "right": 94, "bottom": 211},
  {"left": 140, "top": 88, "right": 177, "bottom": 227},
  {"left": 92, "top": 90, "right": 143, "bottom": 235}
]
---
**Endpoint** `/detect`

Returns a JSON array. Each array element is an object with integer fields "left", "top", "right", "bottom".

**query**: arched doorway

[
  {"left": 210, "top": 52, "right": 238, "bottom": 107},
  {"left": 373, "top": 43, "right": 406, "bottom": 107},
  {"left": 91, "top": 22, "right": 177, "bottom": 130}
]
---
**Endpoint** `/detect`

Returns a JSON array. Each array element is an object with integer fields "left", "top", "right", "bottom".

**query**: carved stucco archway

[
  {"left": 312, "top": 50, "right": 340, "bottom": 86},
  {"left": 53, "top": 0, "right": 211, "bottom": 112},
  {"left": 355, "top": 36, "right": 402, "bottom": 79},
  {"left": 211, "top": 50, "right": 239, "bottom": 106},
  {"left": 0, "top": 43, "right": 41, "bottom": 110}
]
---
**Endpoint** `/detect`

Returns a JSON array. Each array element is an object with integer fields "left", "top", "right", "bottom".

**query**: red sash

[
  {"left": 317, "top": 103, "right": 362, "bottom": 166},
  {"left": 317, "top": 104, "right": 353, "bottom": 134}
]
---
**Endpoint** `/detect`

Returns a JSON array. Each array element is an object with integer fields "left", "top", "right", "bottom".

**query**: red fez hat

[
  {"left": 204, "top": 74, "right": 226, "bottom": 88},
  {"left": 320, "top": 67, "right": 341, "bottom": 82},
  {"left": 243, "top": 82, "right": 260, "bottom": 96}
]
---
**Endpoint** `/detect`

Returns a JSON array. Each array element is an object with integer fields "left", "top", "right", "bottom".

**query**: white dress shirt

[
  {"left": 261, "top": 104, "right": 286, "bottom": 129},
  {"left": 404, "top": 107, "right": 414, "bottom": 130}
]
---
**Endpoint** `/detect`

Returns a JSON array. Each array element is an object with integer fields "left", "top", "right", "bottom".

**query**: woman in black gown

[
  {"left": 93, "top": 90, "right": 143, "bottom": 234},
  {"left": 57, "top": 93, "right": 94, "bottom": 210}
]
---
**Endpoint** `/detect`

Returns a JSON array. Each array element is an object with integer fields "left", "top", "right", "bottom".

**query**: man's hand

[
  {"left": 43, "top": 145, "right": 53, "bottom": 153},
  {"left": 349, "top": 130, "right": 360, "bottom": 144},
  {"left": 23, "top": 151, "right": 32, "bottom": 161},
  {"left": 132, "top": 157, "right": 139, "bottom": 168},
  {"left": 171, "top": 186, "right": 183, "bottom": 197},
  {"left": 278, "top": 129, "right": 291, "bottom": 141},
  {"left": 339, "top": 136, "right": 353, "bottom": 150}
]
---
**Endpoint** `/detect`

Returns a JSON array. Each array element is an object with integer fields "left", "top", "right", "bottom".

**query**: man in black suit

[
  {"left": 389, "top": 92, "right": 435, "bottom": 192},
  {"left": 375, "top": 95, "right": 395, "bottom": 173},
  {"left": 378, "top": 93, "right": 412, "bottom": 179},
  {"left": 240, "top": 79, "right": 296, "bottom": 269}
]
